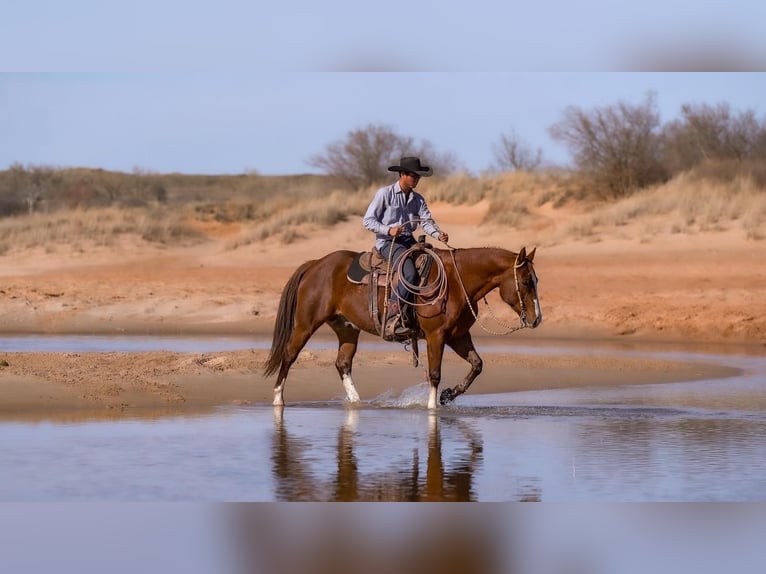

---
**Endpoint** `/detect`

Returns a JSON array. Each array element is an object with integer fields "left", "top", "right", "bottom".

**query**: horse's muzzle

[
  {"left": 520, "top": 314, "right": 541, "bottom": 329},
  {"left": 527, "top": 299, "right": 542, "bottom": 328}
]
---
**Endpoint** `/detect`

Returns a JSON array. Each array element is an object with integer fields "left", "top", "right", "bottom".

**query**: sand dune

[{"left": 0, "top": 201, "right": 763, "bottom": 417}]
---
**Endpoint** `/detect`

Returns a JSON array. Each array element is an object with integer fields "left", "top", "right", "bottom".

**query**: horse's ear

[
  {"left": 517, "top": 246, "right": 527, "bottom": 261},
  {"left": 527, "top": 247, "right": 536, "bottom": 261}
]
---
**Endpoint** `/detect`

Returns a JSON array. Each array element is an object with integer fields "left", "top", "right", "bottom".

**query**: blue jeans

[{"left": 379, "top": 238, "right": 417, "bottom": 304}]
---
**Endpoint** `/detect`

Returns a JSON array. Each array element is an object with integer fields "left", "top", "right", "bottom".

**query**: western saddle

[{"left": 346, "top": 237, "right": 436, "bottom": 341}]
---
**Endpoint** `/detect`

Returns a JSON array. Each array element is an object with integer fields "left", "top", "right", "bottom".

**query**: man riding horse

[
  {"left": 362, "top": 156, "right": 449, "bottom": 339},
  {"left": 265, "top": 156, "right": 541, "bottom": 408}
]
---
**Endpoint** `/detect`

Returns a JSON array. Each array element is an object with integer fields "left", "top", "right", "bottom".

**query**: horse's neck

[{"left": 454, "top": 248, "right": 514, "bottom": 296}]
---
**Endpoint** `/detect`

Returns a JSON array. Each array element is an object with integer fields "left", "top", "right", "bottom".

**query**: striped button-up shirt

[{"left": 362, "top": 181, "right": 442, "bottom": 250}]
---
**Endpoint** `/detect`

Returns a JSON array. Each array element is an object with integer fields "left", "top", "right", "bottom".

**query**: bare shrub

[
  {"left": 661, "top": 102, "right": 766, "bottom": 174},
  {"left": 491, "top": 129, "right": 543, "bottom": 172},
  {"left": 308, "top": 123, "right": 458, "bottom": 189},
  {"left": 549, "top": 92, "right": 667, "bottom": 199},
  {"left": 0, "top": 163, "right": 59, "bottom": 216},
  {"left": 0, "top": 167, "right": 345, "bottom": 221}
]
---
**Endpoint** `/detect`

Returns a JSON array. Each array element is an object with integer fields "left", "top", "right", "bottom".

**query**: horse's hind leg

[
  {"left": 329, "top": 317, "right": 361, "bottom": 403},
  {"left": 272, "top": 326, "right": 317, "bottom": 407},
  {"left": 440, "top": 333, "right": 483, "bottom": 405}
]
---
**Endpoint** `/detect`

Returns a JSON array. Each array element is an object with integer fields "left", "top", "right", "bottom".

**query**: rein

[{"left": 448, "top": 248, "right": 532, "bottom": 336}]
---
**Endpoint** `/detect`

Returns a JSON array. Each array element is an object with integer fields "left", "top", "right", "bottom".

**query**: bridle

[
  {"left": 449, "top": 248, "right": 538, "bottom": 336},
  {"left": 513, "top": 256, "right": 538, "bottom": 328}
]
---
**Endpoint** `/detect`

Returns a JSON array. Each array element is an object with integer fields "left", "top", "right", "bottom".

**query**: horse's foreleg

[
  {"left": 330, "top": 319, "right": 362, "bottom": 403},
  {"left": 425, "top": 334, "right": 446, "bottom": 409},
  {"left": 440, "top": 333, "right": 483, "bottom": 405}
]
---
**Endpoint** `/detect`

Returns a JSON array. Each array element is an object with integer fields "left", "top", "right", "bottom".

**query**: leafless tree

[
  {"left": 308, "top": 123, "right": 458, "bottom": 189},
  {"left": 549, "top": 92, "right": 666, "bottom": 198},
  {"left": 0, "top": 163, "right": 52, "bottom": 215},
  {"left": 491, "top": 129, "right": 543, "bottom": 172},
  {"left": 661, "top": 102, "right": 766, "bottom": 173}
]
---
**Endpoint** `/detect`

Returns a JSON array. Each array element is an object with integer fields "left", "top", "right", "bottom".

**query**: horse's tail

[{"left": 263, "top": 259, "right": 316, "bottom": 378}]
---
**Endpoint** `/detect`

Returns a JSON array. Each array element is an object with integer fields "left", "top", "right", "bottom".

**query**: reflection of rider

[{"left": 362, "top": 157, "right": 449, "bottom": 337}]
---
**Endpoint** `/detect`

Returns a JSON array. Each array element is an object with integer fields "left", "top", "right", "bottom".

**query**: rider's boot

[{"left": 385, "top": 300, "right": 411, "bottom": 340}]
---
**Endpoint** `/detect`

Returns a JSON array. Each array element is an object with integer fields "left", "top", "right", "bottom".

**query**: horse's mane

[
  {"left": 455, "top": 246, "right": 518, "bottom": 257},
  {"left": 457, "top": 245, "right": 515, "bottom": 251}
]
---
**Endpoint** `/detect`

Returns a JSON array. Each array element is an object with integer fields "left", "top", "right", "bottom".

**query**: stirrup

[{"left": 385, "top": 313, "right": 410, "bottom": 339}]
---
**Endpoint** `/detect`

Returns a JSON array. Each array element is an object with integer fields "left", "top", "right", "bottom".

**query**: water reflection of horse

[
  {"left": 265, "top": 245, "right": 542, "bottom": 408},
  {"left": 270, "top": 409, "right": 484, "bottom": 501}
]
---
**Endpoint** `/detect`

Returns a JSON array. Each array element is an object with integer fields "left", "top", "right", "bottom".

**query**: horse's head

[{"left": 499, "top": 247, "right": 542, "bottom": 329}]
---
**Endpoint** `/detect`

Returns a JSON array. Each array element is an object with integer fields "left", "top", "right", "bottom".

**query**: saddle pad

[{"left": 347, "top": 252, "right": 373, "bottom": 284}]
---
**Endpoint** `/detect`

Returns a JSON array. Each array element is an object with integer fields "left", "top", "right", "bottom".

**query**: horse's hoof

[{"left": 439, "top": 388, "right": 455, "bottom": 405}]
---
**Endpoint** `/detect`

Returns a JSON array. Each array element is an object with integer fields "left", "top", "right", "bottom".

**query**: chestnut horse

[{"left": 264, "top": 246, "right": 541, "bottom": 409}]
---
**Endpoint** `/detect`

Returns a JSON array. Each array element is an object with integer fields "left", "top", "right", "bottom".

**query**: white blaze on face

[{"left": 530, "top": 269, "right": 542, "bottom": 325}]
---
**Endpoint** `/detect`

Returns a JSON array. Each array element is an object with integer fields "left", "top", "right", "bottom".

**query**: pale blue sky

[
  {"left": 3, "top": 0, "right": 764, "bottom": 175},
  {"left": 2, "top": 1, "right": 764, "bottom": 71},
  {"left": 2, "top": 73, "right": 764, "bottom": 175}
]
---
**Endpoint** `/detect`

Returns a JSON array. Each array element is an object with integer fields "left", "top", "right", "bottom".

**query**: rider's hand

[
  {"left": 388, "top": 225, "right": 402, "bottom": 237},
  {"left": 438, "top": 231, "right": 449, "bottom": 243}
]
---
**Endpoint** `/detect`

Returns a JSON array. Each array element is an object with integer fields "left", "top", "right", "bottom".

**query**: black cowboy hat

[{"left": 387, "top": 156, "right": 433, "bottom": 177}]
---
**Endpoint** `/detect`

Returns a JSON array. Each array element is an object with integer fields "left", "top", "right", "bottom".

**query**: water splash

[{"left": 370, "top": 382, "right": 430, "bottom": 408}]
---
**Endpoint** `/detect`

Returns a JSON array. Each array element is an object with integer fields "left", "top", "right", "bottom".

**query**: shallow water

[
  {"left": 2, "top": 342, "right": 765, "bottom": 501},
  {"left": 0, "top": 334, "right": 259, "bottom": 353},
  {"left": 1, "top": 332, "right": 763, "bottom": 356}
]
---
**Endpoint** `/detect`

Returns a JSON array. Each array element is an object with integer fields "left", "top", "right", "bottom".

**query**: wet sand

[{"left": 0, "top": 332, "right": 745, "bottom": 421}]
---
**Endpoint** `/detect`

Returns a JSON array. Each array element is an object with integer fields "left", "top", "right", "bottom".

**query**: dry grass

[
  {"left": 0, "top": 206, "right": 204, "bottom": 255},
  {"left": 550, "top": 171, "right": 766, "bottom": 243},
  {"left": 0, "top": 167, "right": 763, "bottom": 254},
  {"left": 425, "top": 170, "right": 589, "bottom": 208},
  {"left": 226, "top": 189, "right": 371, "bottom": 248}
]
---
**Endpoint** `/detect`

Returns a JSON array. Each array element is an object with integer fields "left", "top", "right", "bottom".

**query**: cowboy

[{"left": 362, "top": 156, "right": 449, "bottom": 338}]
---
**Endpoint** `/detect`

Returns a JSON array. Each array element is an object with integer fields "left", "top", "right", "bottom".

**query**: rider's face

[{"left": 401, "top": 172, "right": 421, "bottom": 191}]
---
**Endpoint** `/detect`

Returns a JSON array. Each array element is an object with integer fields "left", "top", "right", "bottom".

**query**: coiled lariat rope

[
  {"left": 381, "top": 219, "right": 448, "bottom": 340},
  {"left": 393, "top": 248, "right": 448, "bottom": 307}
]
